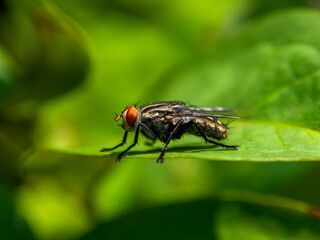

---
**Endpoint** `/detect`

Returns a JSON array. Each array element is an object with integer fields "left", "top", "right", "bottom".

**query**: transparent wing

[
  {"left": 172, "top": 112, "right": 243, "bottom": 119},
  {"left": 187, "top": 106, "right": 236, "bottom": 113}
]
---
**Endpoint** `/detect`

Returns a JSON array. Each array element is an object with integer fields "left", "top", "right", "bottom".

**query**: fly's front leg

[
  {"left": 194, "top": 123, "right": 238, "bottom": 150},
  {"left": 100, "top": 131, "right": 128, "bottom": 152},
  {"left": 157, "top": 120, "right": 183, "bottom": 163},
  {"left": 116, "top": 125, "right": 140, "bottom": 162}
]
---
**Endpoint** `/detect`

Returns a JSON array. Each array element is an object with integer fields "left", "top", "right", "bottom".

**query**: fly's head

[{"left": 114, "top": 104, "right": 141, "bottom": 131}]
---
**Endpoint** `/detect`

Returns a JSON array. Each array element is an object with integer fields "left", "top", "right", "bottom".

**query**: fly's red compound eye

[
  {"left": 125, "top": 104, "right": 134, "bottom": 110},
  {"left": 125, "top": 106, "right": 138, "bottom": 127}
]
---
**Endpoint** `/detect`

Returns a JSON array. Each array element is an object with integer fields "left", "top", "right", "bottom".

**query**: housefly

[{"left": 100, "top": 101, "right": 242, "bottom": 163}]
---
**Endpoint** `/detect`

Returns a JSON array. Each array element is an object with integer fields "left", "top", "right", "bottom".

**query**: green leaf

[{"left": 46, "top": 121, "right": 320, "bottom": 161}]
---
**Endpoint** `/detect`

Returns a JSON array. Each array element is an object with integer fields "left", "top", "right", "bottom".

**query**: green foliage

[
  {"left": 0, "top": 0, "right": 89, "bottom": 101},
  {"left": 79, "top": 197, "right": 320, "bottom": 240},
  {"left": 0, "top": 46, "right": 15, "bottom": 96},
  {"left": 0, "top": 0, "right": 320, "bottom": 240},
  {"left": 0, "top": 185, "right": 35, "bottom": 240},
  {"left": 38, "top": 10, "right": 320, "bottom": 162}
]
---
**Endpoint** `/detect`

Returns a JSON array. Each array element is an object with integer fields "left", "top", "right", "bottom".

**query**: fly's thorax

[
  {"left": 140, "top": 102, "right": 187, "bottom": 120},
  {"left": 114, "top": 105, "right": 141, "bottom": 131}
]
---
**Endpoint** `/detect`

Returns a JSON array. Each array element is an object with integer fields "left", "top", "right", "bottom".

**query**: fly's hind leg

[
  {"left": 207, "top": 139, "right": 239, "bottom": 150},
  {"left": 100, "top": 131, "right": 128, "bottom": 152},
  {"left": 193, "top": 123, "right": 238, "bottom": 150}
]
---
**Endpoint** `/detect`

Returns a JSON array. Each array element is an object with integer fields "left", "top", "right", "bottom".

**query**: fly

[{"left": 100, "top": 101, "right": 242, "bottom": 163}]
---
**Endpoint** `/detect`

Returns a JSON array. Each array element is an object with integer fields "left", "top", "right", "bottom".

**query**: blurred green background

[{"left": 1, "top": 0, "right": 320, "bottom": 239}]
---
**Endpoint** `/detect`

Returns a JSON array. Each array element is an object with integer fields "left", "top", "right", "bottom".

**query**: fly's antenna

[{"left": 114, "top": 113, "right": 122, "bottom": 121}]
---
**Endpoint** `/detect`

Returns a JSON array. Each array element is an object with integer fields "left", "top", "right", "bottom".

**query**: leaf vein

[{"left": 276, "top": 126, "right": 289, "bottom": 151}]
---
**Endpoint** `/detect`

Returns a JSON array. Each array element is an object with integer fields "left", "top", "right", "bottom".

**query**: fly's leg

[
  {"left": 206, "top": 139, "right": 239, "bottom": 150},
  {"left": 194, "top": 123, "right": 238, "bottom": 150},
  {"left": 100, "top": 131, "right": 128, "bottom": 152},
  {"left": 116, "top": 125, "right": 140, "bottom": 162},
  {"left": 157, "top": 120, "right": 183, "bottom": 163}
]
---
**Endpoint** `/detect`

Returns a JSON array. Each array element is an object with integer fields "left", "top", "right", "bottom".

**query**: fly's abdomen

[{"left": 189, "top": 117, "right": 227, "bottom": 140}]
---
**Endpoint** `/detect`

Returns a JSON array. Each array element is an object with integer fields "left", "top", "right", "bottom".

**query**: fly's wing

[
  {"left": 141, "top": 102, "right": 242, "bottom": 120},
  {"left": 141, "top": 102, "right": 234, "bottom": 113},
  {"left": 187, "top": 106, "right": 236, "bottom": 113},
  {"left": 171, "top": 112, "right": 243, "bottom": 119},
  {"left": 182, "top": 104, "right": 241, "bottom": 119}
]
